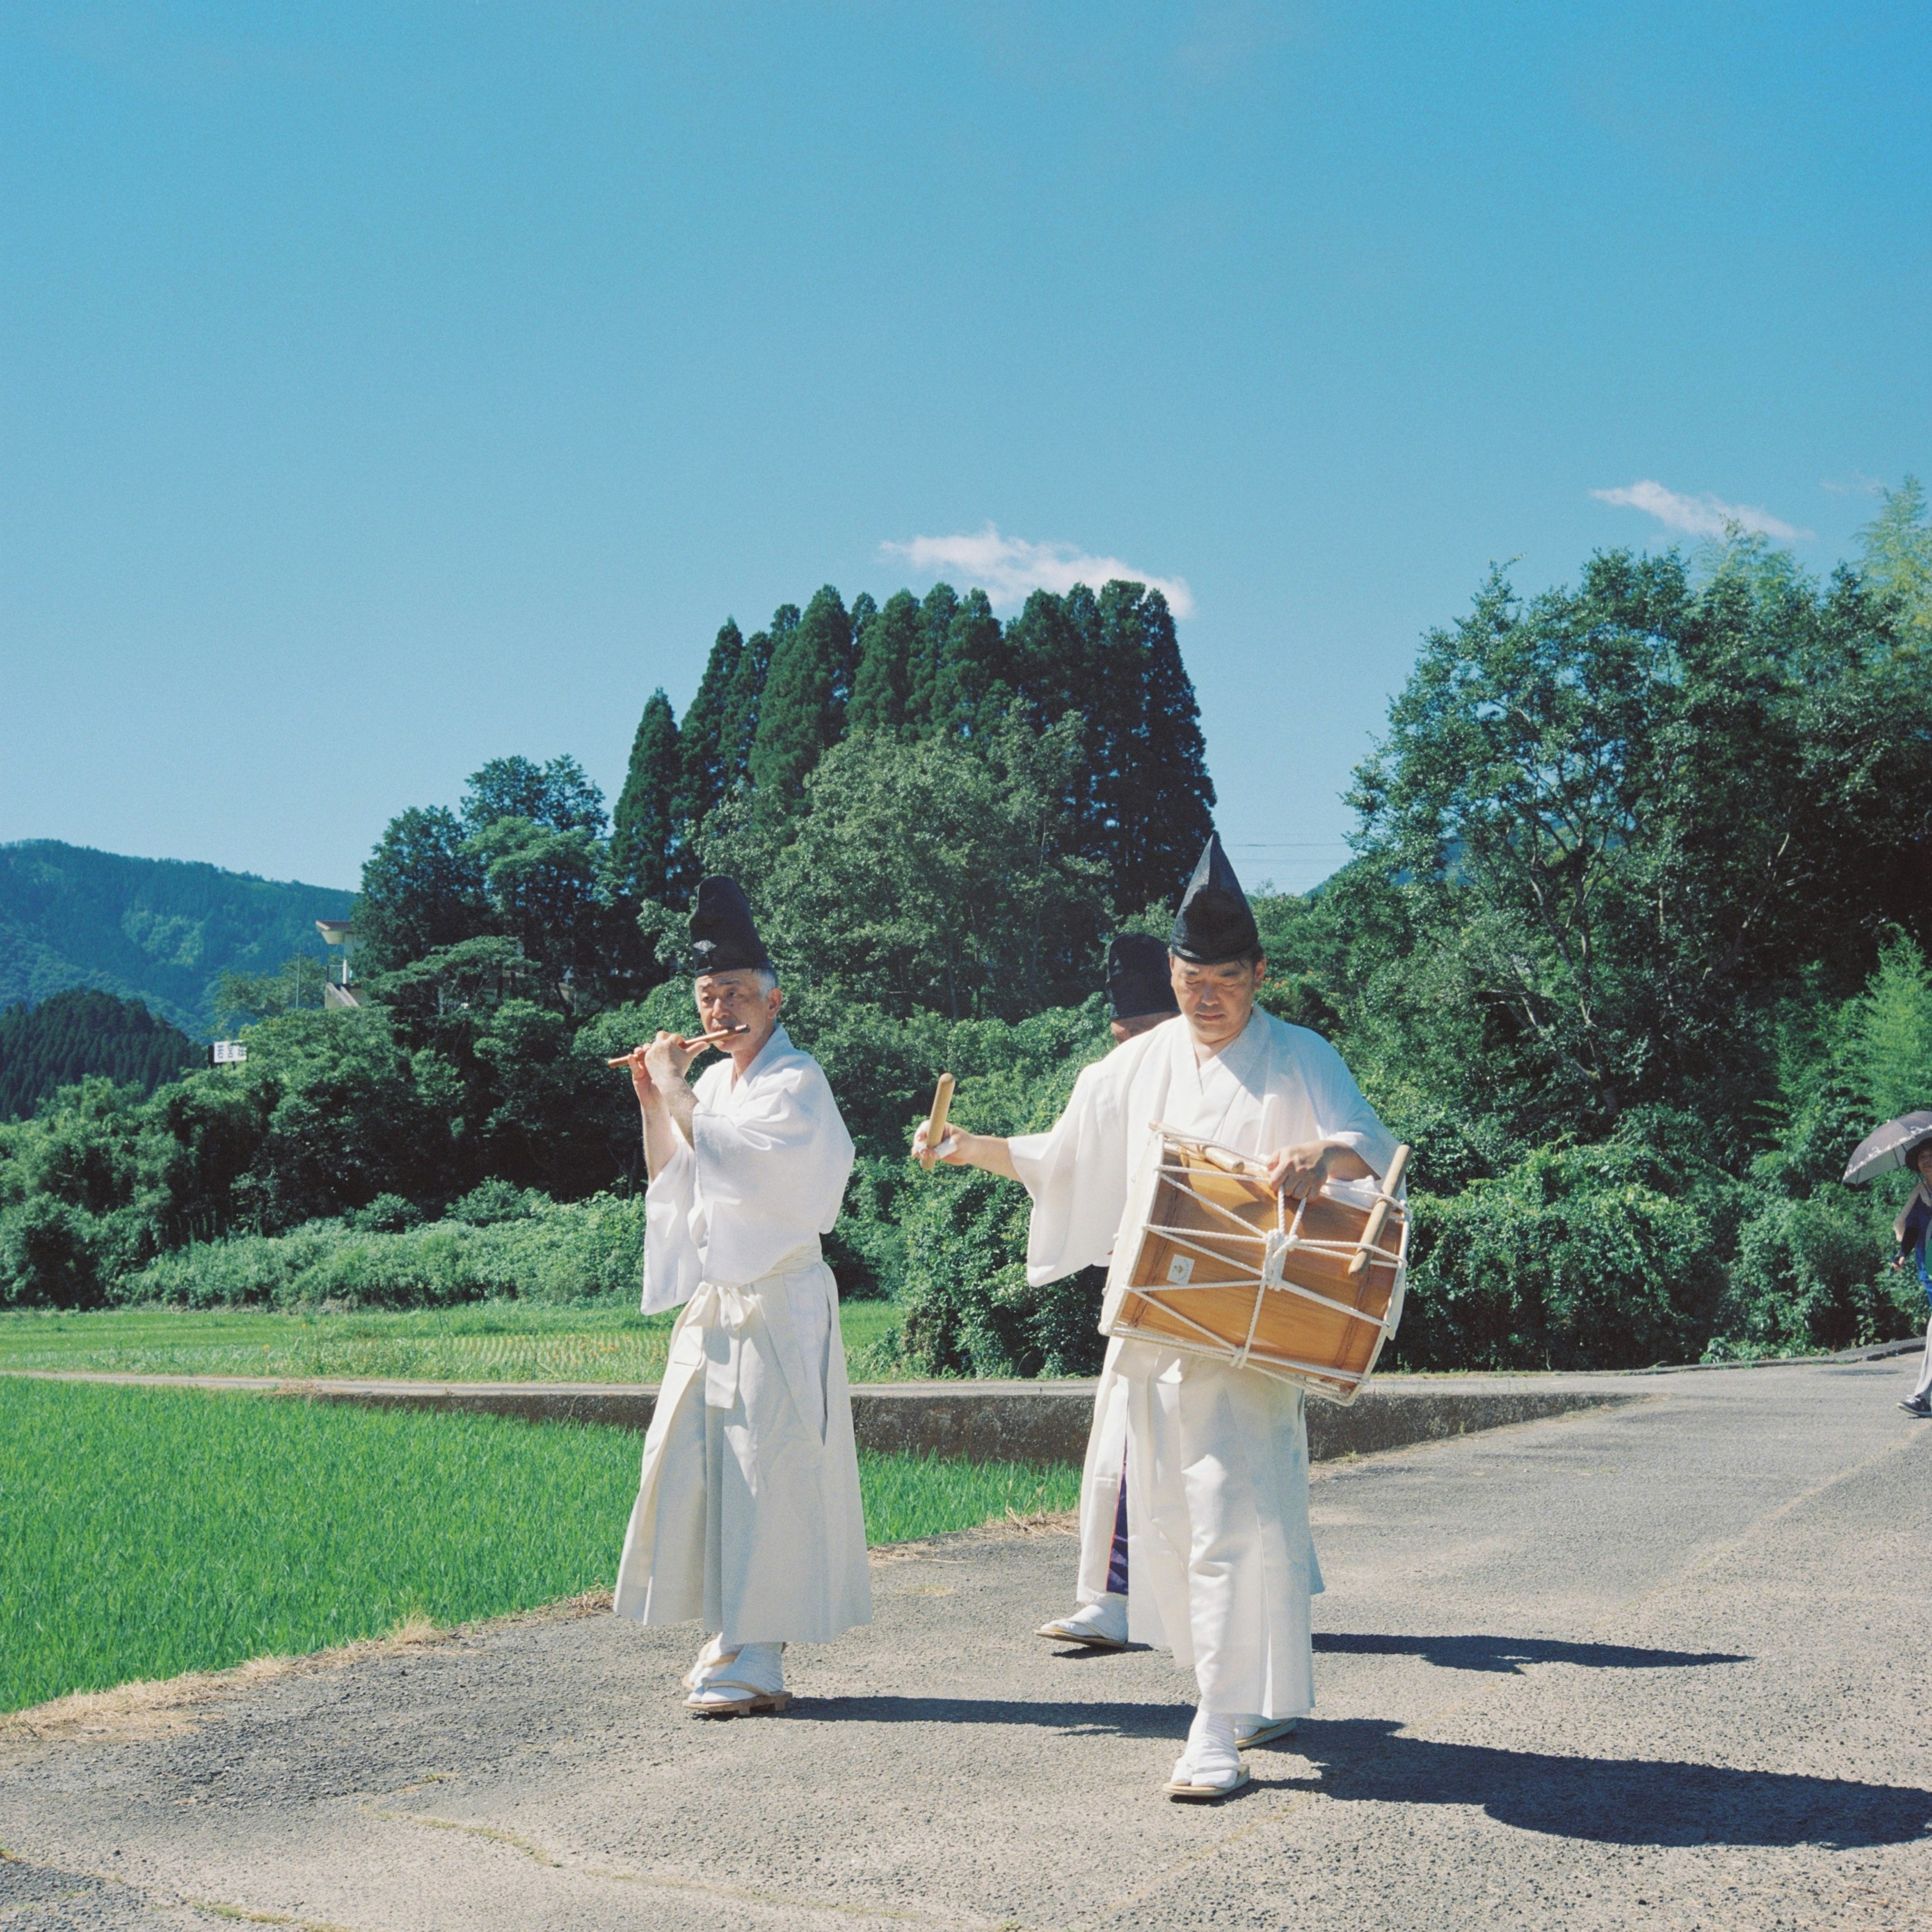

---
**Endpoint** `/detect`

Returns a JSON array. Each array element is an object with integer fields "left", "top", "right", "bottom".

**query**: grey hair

[{"left": 695, "top": 965, "right": 779, "bottom": 996}]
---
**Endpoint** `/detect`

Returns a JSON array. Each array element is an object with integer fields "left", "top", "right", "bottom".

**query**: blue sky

[{"left": 3, "top": 2, "right": 1926, "bottom": 897}]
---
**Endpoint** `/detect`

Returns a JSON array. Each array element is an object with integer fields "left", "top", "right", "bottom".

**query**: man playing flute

[
  {"left": 918, "top": 836, "right": 1396, "bottom": 1799},
  {"left": 613, "top": 876, "right": 871, "bottom": 1714}
]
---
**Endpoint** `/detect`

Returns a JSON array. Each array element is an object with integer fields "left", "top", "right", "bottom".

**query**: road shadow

[
  {"left": 1262, "top": 1719, "right": 1932, "bottom": 1849},
  {"left": 803, "top": 1695, "right": 1194, "bottom": 1740},
  {"left": 1313, "top": 1633, "right": 1750, "bottom": 1673},
  {"left": 797, "top": 1702, "right": 1930, "bottom": 1848}
]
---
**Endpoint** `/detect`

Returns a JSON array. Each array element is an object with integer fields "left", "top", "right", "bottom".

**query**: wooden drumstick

[
  {"left": 1347, "top": 1144, "right": 1411, "bottom": 1277},
  {"left": 920, "top": 1073, "right": 956, "bottom": 1171}
]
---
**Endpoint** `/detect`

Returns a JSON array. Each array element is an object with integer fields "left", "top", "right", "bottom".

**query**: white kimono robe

[
  {"left": 612, "top": 1026, "right": 872, "bottom": 1646},
  {"left": 1009, "top": 1009, "right": 1396, "bottom": 1716}
]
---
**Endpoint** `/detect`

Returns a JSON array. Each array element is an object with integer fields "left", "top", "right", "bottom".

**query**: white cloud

[
  {"left": 1821, "top": 472, "right": 1885, "bottom": 498},
  {"left": 1590, "top": 479, "right": 1811, "bottom": 543},
  {"left": 881, "top": 524, "right": 1195, "bottom": 617}
]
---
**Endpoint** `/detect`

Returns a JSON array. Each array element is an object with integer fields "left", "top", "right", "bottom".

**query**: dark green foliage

[
  {"left": 730, "top": 719, "right": 1110, "bottom": 1021},
  {"left": 719, "top": 612, "right": 784, "bottom": 784},
  {"left": 749, "top": 587, "right": 854, "bottom": 808},
  {"left": 461, "top": 755, "right": 607, "bottom": 836},
  {"left": 0, "top": 840, "right": 351, "bottom": 1037},
  {"left": 609, "top": 690, "right": 681, "bottom": 904},
  {"left": 669, "top": 621, "right": 744, "bottom": 897},
  {"left": 931, "top": 588, "right": 1012, "bottom": 740},
  {"left": 849, "top": 590, "right": 922, "bottom": 735},
  {"left": 905, "top": 585, "right": 958, "bottom": 737},
  {"left": 353, "top": 807, "right": 490, "bottom": 977},
  {"left": 0, "top": 990, "right": 198, "bottom": 1121},
  {"left": 1390, "top": 1135, "right": 1733, "bottom": 1371}
]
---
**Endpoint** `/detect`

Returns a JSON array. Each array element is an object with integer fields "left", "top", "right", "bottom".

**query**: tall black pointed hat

[
  {"left": 687, "top": 875, "right": 771, "bottom": 975},
  {"left": 1107, "top": 933, "right": 1179, "bottom": 1022},
  {"left": 1169, "top": 834, "right": 1259, "bottom": 964}
]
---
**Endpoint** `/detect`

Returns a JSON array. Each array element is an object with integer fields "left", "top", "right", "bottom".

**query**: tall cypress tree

[
  {"left": 905, "top": 584, "right": 958, "bottom": 738},
  {"left": 848, "top": 589, "right": 924, "bottom": 736},
  {"left": 669, "top": 620, "right": 743, "bottom": 895},
  {"left": 718, "top": 611, "right": 786, "bottom": 786},
  {"left": 932, "top": 588, "right": 1010, "bottom": 741},
  {"left": 610, "top": 690, "right": 681, "bottom": 903},
  {"left": 1097, "top": 583, "right": 1215, "bottom": 912},
  {"left": 750, "top": 585, "right": 853, "bottom": 808}
]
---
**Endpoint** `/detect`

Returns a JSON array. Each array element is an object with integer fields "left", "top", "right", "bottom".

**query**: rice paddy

[
  {"left": 0, "top": 1299, "right": 907, "bottom": 1385},
  {"left": 0, "top": 1377, "right": 1079, "bottom": 1713}
]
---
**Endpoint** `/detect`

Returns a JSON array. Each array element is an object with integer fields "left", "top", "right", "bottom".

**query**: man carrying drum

[{"left": 917, "top": 836, "right": 1396, "bottom": 1800}]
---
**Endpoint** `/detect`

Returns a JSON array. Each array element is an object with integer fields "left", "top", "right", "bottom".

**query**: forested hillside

[
  {"left": 0, "top": 843, "right": 352, "bottom": 1038},
  {"left": 0, "top": 991, "right": 198, "bottom": 1121},
  {"left": 7, "top": 500, "right": 1932, "bottom": 1376}
]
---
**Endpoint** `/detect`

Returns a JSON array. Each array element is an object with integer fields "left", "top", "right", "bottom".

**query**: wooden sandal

[
  {"left": 684, "top": 1681, "right": 794, "bottom": 1719},
  {"left": 1036, "top": 1618, "right": 1129, "bottom": 1651},
  {"left": 1163, "top": 1764, "right": 1250, "bottom": 1802},
  {"left": 1235, "top": 1718, "right": 1298, "bottom": 1749}
]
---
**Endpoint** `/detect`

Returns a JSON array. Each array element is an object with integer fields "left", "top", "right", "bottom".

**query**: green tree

[
  {"left": 609, "top": 690, "right": 681, "bottom": 904},
  {"left": 461, "top": 756, "right": 607, "bottom": 837},
  {"left": 929, "top": 588, "right": 1010, "bottom": 741},
  {"left": 1346, "top": 549, "right": 1932, "bottom": 1148},
  {"left": 354, "top": 807, "right": 490, "bottom": 975},
  {"left": 904, "top": 584, "right": 957, "bottom": 737},
  {"left": 750, "top": 714, "right": 1107, "bottom": 1020},
  {"left": 849, "top": 590, "right": 923, "bottom": 736},
  {"left": 718, "top": 612, "right": 786, "bottom": 786},
  {"left": 749, "top": 586, "right": 854, "bottom": 809},
  {"left": 1858, "top": 476, "right": 1932, "bottom": 637},
  {"left": 670, "top": 620, "right": 745, "bottom": 894}
]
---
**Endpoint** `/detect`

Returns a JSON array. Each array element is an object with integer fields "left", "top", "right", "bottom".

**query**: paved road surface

[{"left": 3, "top": 1360, "right": 1928, "bottom": 1929}]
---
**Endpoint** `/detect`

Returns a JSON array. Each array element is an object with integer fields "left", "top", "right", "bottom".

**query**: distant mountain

[
  {"left": 0, "top": 988, "right": 202, "bottom": 1121},
  {"left": 0, "top": 841, "right": 355, "bottom": 1039}
]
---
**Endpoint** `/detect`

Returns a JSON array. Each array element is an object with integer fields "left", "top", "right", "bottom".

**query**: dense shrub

[
  {"left": 121, "top": 1191, "right": 648, "bottom": 1310},
  {"left": 886, "top": 1167, "right": 1105, "bottom": 1378},
  {"left": 1711, "top": 1186, "right": 1921, "bottom": 1357},
  {"left": 1391, "top": 1140, "right": 1734, "bottom": 1371}
]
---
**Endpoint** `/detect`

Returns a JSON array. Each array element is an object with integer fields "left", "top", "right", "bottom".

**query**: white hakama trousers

[
  {"left": 612, "top": 1246, "right": 871, "bottom": 1646},
  {"left": 1117, "top": 1340, "right": 1315, "bottom": 1719}
]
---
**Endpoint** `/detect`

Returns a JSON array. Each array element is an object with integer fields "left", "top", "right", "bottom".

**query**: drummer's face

[
  {"left": 1170, "top": 954, "right": 1265, "bottom": 1050},
  {"left": 1915, "top": 1145, "right": 1932, "bottom": 1181}
]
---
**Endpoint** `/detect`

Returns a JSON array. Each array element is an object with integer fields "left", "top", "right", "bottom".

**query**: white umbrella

[{"left": 1842, "top": 1110, "right": 1932, "bottom": 1184}]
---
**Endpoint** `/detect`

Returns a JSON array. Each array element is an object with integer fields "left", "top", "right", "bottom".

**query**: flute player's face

[{"left": 694, "top": 970, "right": 782, "bottom": 1070}]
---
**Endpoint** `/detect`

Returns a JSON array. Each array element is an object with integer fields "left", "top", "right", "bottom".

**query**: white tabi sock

[
  {"left": 1057, "top": 1593, "right": 1129, "bottom": 1643},
  {"left": 726, "top": 1641, "right": 785, "bottom": 1695},
  {"left": 1172, "top": 1705, "right": 1242, "bottom": 1789}
]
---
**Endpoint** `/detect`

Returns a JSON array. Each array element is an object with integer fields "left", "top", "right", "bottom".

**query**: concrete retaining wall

[{"left": 6, "top": 1369, "right": 1644, "bottom": 1465}]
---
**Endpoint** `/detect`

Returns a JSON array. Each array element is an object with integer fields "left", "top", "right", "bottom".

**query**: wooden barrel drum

[{"left": 1100, "top": 1127, "right": 1411, "bottom": 1405}]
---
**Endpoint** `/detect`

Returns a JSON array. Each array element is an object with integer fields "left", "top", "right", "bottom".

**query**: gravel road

[{"left": 3, "top": 1358, "right": 1927, "bottom": 1930}]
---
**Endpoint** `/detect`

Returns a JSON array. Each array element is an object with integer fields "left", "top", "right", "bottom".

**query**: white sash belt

[{"left": 684, "top": 1239, "right": 826, "bottom": 1424}]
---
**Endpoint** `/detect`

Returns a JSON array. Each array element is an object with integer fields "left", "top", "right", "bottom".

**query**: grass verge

[
  {"left": 0, "top": 1378, "right": 1078, "bottom": 1713},
  {"left": 0, "top": 1300, "right": 905, "bottom": 1385}
]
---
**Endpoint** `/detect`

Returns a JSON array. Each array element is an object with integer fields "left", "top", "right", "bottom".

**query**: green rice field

[
  {"left": 0, "top": 1378, "right": 1079, "bottom": 1713},
  {"left": 0, "top": 1300, "right": 906, "bottom": 1385}
]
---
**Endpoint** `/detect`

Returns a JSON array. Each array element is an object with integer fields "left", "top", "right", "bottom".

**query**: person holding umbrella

[{"left": 1842, "top": 1110, "right": 1932, "bottom": 1417}]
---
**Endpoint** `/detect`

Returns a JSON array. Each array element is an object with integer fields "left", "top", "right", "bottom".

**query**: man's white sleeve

[
  {"left": 688, "top": 1064, "right": 855, "bottom": 1287},
  {"left": 1008, "top": 1061, "right": 1131, "bottom": 1288},
  {"left": 1302, "top": 1031, "right": 1400, "bottom": 1182},
  {"left": 642, "top": 1141, "right": 704, "bottom": 1316}
]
